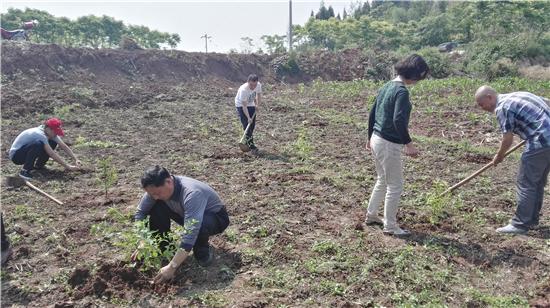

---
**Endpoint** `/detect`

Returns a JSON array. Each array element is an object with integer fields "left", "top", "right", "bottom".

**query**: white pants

[{"left": 367, "top": 134, "right": 404, "bottom": 230}]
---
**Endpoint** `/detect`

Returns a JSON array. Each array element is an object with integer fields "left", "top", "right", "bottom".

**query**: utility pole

[
  {"left": 201, "top": 33, "right": 212, "bottom": 53},
  {"left": 288, "top": 0, "right": 293, "bottom": 52}
]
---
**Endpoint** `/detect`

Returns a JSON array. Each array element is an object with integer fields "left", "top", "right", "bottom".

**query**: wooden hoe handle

[
  {"left": 25, "top": 181, "right": 64, "bottom": 205},
  {"left": 440, "top": 140, "right": 526, "bottom": 197}
]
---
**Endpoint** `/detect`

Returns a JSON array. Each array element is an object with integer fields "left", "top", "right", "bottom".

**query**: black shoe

[
  {"left": 1, "top": 247, "right": 13, "bottom": 266},
  {"left": 33, "top": 164, "right": 48, "bottom": 171},
  {"left": 19, "top": 169, "right": 32, "bottom": 180},
  {"left": 197, "top": 246, "right": 214, "bottom": 267}
]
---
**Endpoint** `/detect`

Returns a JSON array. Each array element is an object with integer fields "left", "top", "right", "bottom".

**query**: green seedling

[
  {"left": 418, "top": 181, "right": 462, "bottom": 225},
  {"left": 96, "top": 156, "right": 118, "bottom": 200}
]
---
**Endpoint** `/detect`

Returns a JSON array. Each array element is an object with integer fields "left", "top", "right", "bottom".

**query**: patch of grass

[
  {"left": 304, "top": 258, "right": 338, "bottom": 275},
  {"left": 366, "top": 245, "right": 456, "bottom": 306},
  {"left": 223, "top": 228, "right": 239, "bottom": 244},
  {"left": 465, "top": 288, "right": 529, "bottom": 307},
  {"left": 313, "top": 108, "right": 363, "bottom": 128},
  {"left": 289, "top": 126, "right": 314, "bottom": 161},
  {"left": 318, "top": 279, "right": 345, "bottom": 296},
  {"left": 311, "top": 240, "right": 340, "bottom": 256},
  {"left": 414, "top": 180, "right": 463, "bottom": 224},
  {"left": 250, "top": 226, "right": 269, "bottom": 238},
  {"left": 191, "top": 291, "right": 228, "bottom": 308},
  {"left": 53, "top": 103, "right": 81, "bottom": 121},
  {"left": 250, "top": 267, "right": 299, "bottom": 290},
  {"left": 74, "top": 136, "right": 126, "bottom": 149},
  {"left": 13, "top": 205, "right": 40, "bottom": 222},
  {"left": 70, "top": 87, "right": 94, "bottom": 101}
]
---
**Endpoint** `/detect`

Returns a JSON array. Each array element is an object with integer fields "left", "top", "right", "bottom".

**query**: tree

[
  {"left": 240, "top": 36, "right": 254, "bottom": 54},
  {"left": 0, "top": 8, "right": 181, "bottom": 49},
  {"left": 327, "top": 6, "right": 335, "bottom": 19},
  {"left": 261, "top": 34, "right": 287, "bottom": 54}
]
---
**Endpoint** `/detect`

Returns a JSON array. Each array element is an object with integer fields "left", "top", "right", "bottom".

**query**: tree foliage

[
  {"left": 294, "top": 1, "right": 549, "bottom": 56},
  {"left": 0, "top": 8, "right": 181, "bottom": 49},
  {"left": 290, "top": 1, "right": 550, "bottom": 78}
]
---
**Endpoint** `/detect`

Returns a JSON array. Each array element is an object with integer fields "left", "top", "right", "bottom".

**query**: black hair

[
  {"left": 247, "top": 74, "right": 259, "bottom": 82},
  {"left": 394, "top": 54, "right": 430, "bottom": 81},
  {"left": 141, "top": 165, "right": 171, "bottom": 188}
]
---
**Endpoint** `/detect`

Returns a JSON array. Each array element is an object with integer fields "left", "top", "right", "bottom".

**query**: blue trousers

[
  {"left": 236, "top": 106, "right": 256, "bottom": 141},
  {"left": 511, "top": 147, "right": 550, "bottom": 230},
  {"left": 148, "top": 201, "right": 230, "bottom": 261},
  {"left": 11, "top": 140, "right": 57, "bottom": 171}
]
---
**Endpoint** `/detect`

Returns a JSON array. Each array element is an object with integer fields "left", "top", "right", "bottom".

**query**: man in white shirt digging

[{"left": 235, "top": 74, "right": 262, "bottom": 153}]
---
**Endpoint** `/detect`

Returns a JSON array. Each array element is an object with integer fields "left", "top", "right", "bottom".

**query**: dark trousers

[
  {"left": 11, "top": 140, "right": 57, "bottom": 171},
  {"left": 1, "top": 214, "right": 9, "bottom": 252},
  {"left": 148, "top": 201, "right": 230, "bottom": 261},
  {"left": 236, "top": 106, "right": 257, "bottom": 143},
  {"left": 511, "top": 147, "right": 550, "bottom": 229}
]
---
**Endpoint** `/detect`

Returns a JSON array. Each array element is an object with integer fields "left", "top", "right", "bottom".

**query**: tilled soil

[{"left": 1, "top": 43, "right": 549, "bottom": 307}]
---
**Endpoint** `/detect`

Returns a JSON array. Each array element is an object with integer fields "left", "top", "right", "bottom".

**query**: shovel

[
  {"left": 440, "top": 140, "right": 526, "bottom": 197},
  {"left": 4, "top": 176, "right": 64, "bottom": 205},
  {"left": 238, "top": 113, "right": 256, "bottom": 152}
]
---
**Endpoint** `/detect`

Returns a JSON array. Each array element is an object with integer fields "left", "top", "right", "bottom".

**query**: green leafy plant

[
  {"left": 75, "top": 136, "right": 126, "bottom": 148},
  {"left": 418, "top": 180, "right": 462, "bottom": 224},
  {"left": 291, "top": 126, "right": 314, "bottom": 161},
  {"left": 91, "top": 207, "right": 199, "bottom": 272},
  {"left": 122, "top": 220, "right": 180, "bottom": 271},
  {"left": 96, "top": 156, "right": 118, "bottom": 200},
  {"left": 53, "top": 103, "right": 81, "bottom": 121}
]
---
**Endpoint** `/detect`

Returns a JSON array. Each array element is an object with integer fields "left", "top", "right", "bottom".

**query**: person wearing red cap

[{"left": 8, "top": 118, "right": 81, "bottom": 180}]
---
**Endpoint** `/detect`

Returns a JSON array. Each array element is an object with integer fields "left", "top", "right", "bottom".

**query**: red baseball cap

[{"left": 44, "top": 118, "right": 65, "bottom": 136}]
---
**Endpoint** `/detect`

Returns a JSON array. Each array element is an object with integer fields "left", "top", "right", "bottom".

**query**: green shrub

[
  {"left": 273, "top": 53, "right": 301, "bottom": 78},
  {"left": 487, "top": 58, "right": 519, "bottom": 80},
  {"left": 417, "top": 47, "right": 453, "bottom": 78},
  {"left": 362, "top": 49, "right": 401, "bottom": 81},
  {"left": 464, "top": 34, "right": 542, "bottom": 79}
]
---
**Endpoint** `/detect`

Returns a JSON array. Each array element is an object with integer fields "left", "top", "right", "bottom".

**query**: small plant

[
  {"left": 121, "top": 220, "right": 180, "bottom": 271},
  {"left": 318, "top": 279, "right": 345, "bottom": 296},
  {"left": 199, "top": 123, "right": 210, "bottom": 137},
  {"left": 54, "top": 103, "right": 81, "bottom": 121},
  {"left": 418, "top": 180, "right": 462, "bottom": 225},
  {"left": 70, "top": 87, "right": 94, "bottom": 101},
  {"left": 291, "top": 126, "right": 314, "bottom": 161},
  {"left": 75, "top": 136, "right": 126, "bottom": 149},
  {"left": 191, "top": 291, "right": 228, "bottom": 307},
  {"left": 312, "top": 240, "right": 340, "bottom": 256},
  {"left": 96, "top": 156, "right": 118, "bottom": 200},
  {"left": 92, "top": 207, "right": 199, "bottom": 272}
]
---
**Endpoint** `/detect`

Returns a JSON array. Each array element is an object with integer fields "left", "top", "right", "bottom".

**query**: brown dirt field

[{"left": 1, "top": 42, "right": 549, "bottom": 307}]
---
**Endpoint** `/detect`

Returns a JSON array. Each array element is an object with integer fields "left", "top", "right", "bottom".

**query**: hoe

[
  {"left": 238, "top": 113, "right": 256, "bottom": 152},
  {"left": 440, "top": 140, "right": 526, "bottom": 197},
  {"left": 4, "top": 176, "right": 64, "bottom": 205}
]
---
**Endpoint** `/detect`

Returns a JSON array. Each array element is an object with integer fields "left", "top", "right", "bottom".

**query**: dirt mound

[
  {"left": 1, "top": 42, "right": 369, "bottom": 87},
  {"left": 71, "top": 262, "right": 177, "bottom": 300},
  {"left": 1, "top": 43, "right": 372, "bottom": 116},
  {"left": 1, "top": 41, "right": 274, "bottom": 84}
]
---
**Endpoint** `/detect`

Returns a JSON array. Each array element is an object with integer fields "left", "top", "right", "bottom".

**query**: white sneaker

[
  {"left": 365, "top": 215, "right": 383, "bottom": 226},
  {"left": 383, "top": 226, "right": 411, "bottom": 237},
  {"left": 496, "top": 224, "right": 528, "bottom": 235}
]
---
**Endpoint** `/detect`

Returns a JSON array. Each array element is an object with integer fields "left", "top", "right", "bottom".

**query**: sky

[{"left": 1, "top": 1, "right": 362, "bottom": 52}]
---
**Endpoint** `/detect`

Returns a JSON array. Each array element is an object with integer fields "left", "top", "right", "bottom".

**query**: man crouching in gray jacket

[{"left": 132, "top": 165, "right": 230, "bottom": 284}]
